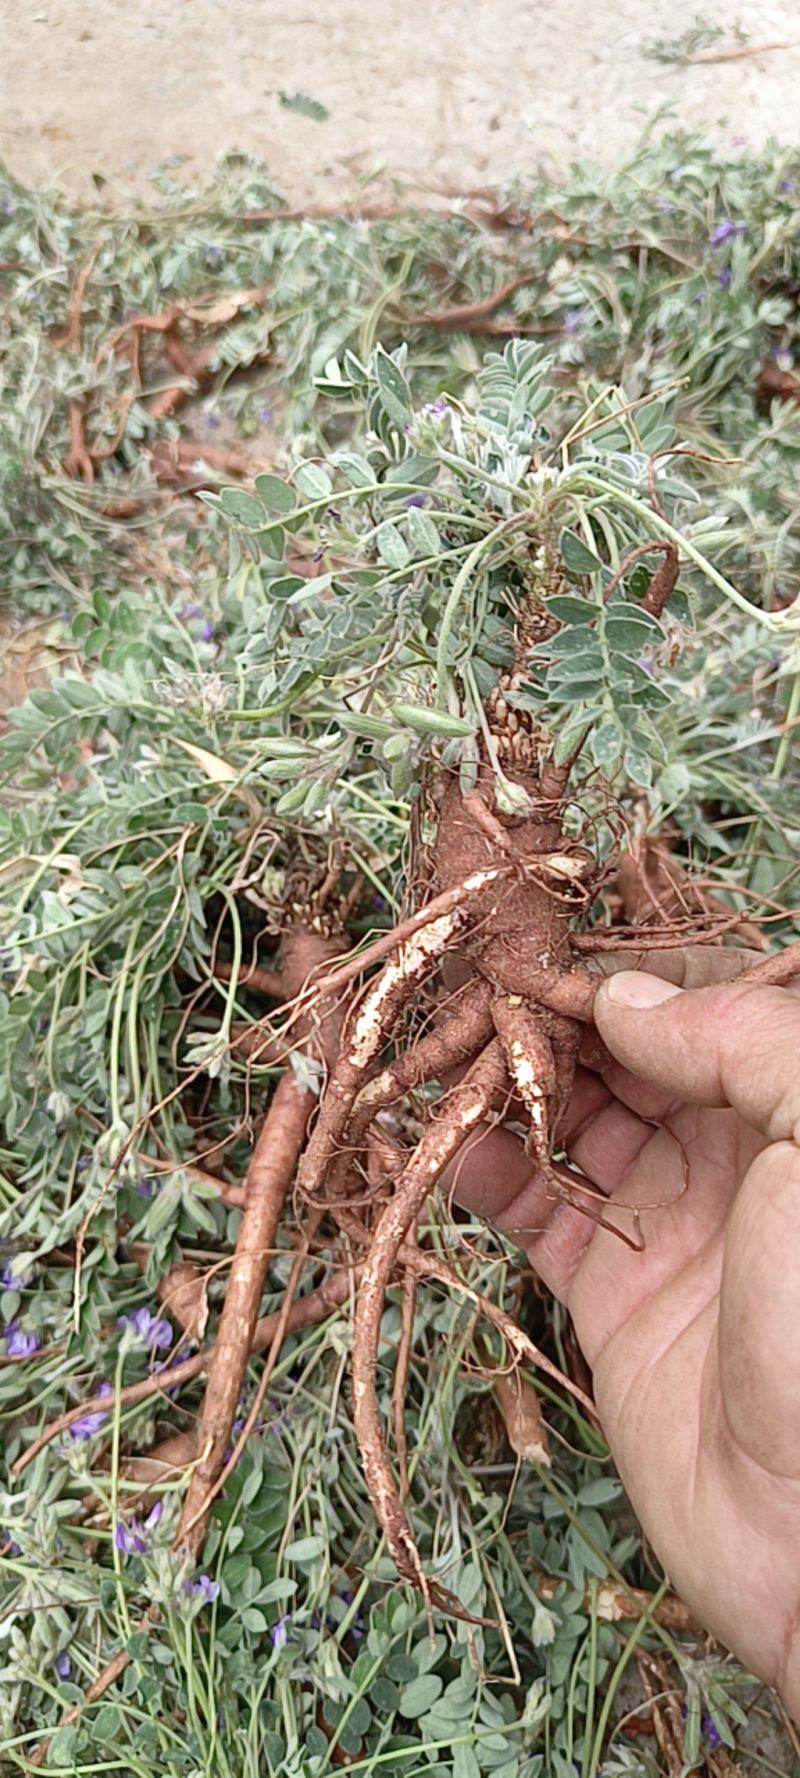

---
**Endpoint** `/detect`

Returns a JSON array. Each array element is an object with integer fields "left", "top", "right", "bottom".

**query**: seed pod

[
  {"left": 337, "top": 712, "right": 396, "bottom": 740},
  {"left": 390, "top": 702, "right": 474, "bottom": 738}
]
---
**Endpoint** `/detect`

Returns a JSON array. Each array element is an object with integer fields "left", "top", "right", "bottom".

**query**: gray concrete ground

[{"left": 2, "top": 0, "right": 800, "bottom": 199}]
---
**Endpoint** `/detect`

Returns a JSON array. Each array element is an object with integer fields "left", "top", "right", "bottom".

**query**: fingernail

[{"left": 605, "top": 971, "right": 683, "bottom": 1009}]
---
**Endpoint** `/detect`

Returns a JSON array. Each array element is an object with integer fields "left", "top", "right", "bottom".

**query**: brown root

[
  {"left": 391, "top": 1265, "right": 418, "bottom": 1500},
  {"left": 351, "top": 1039, "right": 509, "bottom": 1618},
  {"left": 175, "top": 925, "right": 344, "bottom": 1558},
  {"left": 297, "top": 871, "right": 504, "bottom": 1203},
  {"left": 491, "top": 1367, "right": 551, "bottom": 1467},
  {"left": 600, "top": 540, "right": 679, "bottom": 617},
  {"left": 742, "top": 937, "right": 800, "bottom": 987}
]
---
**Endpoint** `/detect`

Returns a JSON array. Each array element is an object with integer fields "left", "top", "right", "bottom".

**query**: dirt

[{"left": 2, "top": 0, "right": 800, "bottom": 202}]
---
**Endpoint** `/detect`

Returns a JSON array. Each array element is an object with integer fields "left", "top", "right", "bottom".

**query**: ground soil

[{"left": 2, "top": 0, "right": 800, "bottom": 201}]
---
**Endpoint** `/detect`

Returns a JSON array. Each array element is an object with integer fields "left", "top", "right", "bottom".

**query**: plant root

[
  {"left": 176, "top": 925, "right": 344, "bottom": 1557},
  {"left": 742, "top": 938, "right": 800, "bottom": 986},
  {"left": 601, "top": 540, "right": 679, "bottom": 616},
  {"left": 491, "top": 1366, "right": 550, "bottom": 1467},
  {"left": 392, "top": 1265, "right": 418, "bottom": 1499},
  {"left": 175, "top": 1069, "right": 313, "bottom": 1558},
  {"left": 297, "top": 871, "right": 504, "bottom": 1201},
  {"left": 351, "top": 1039, "right": 510, "bottom": 1619}
]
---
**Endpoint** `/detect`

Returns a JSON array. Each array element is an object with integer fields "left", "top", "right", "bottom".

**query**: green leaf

[
  {"left": 559, "top": 529, "right": 604, "bottom": 574},
  {"left": 545, "top": 594, "right": 598, "bottom": 624},
  {"left": 590, "top": 721, "right": 623, "bottom": 770},
  {"left": 278, "top": 89, "right": 329, "bottom": 121},
  {"left": 333, "top": 451, "right": 374, "bottom": 488},
  {"left": 454, "top": 1745, "right": 481, "bottom": 1778},
  {"left": 264, "top": 575, "right": 305, "bottom": 601},
  {"left": 222, "top": 1553, "right": 252, "bottom": 1590},
  {"left": 257, "top": 1577, "right": 298, "bottom": 1603},
  {"left": 371, "top": 1677, "right": 401, "bottom": 1712},
  {"left": 254, "top": 473, "right": 297, "bottom": 514},
  {"left": 284, "top": 1533, "right": 325, "bottom": 1561},
  {"left": 294, "top": 462, "right": 332, "bottom": 500},
  {"left": 48, "top": 1728, "right": 79, "bottom": 1765},
  {"left": 386, "top": 452, "right": 438, "bottom": 486},
  {"left": 626, "top": 749, "right": 654, "bottom": 787},
  {"left": 399, "top": 1674, "right": 444, "bottom": 1719},
  {"left": 92, "top": 1705, "right": 121, "bottom": 1742},
  {"left": 407, "top": 506, "right": 441, "bottom": 557},
  {"left": 657, "top": 761, "right": 692, "bottom": 801},
  {"left": 375, "top": 347, "right": 412, "bottom": 426},
  {"left": 219, "top": 488, "right": 267, "bottom": 528},
  {"left": 577, "top": 1476, "right": 623, "bottom": 1506},
  {"left": 377, "top": 523, "right": 410, "bottom": 569},
  {"left": 241, "top": 1606, "right": 269, "bottom": 1632}
]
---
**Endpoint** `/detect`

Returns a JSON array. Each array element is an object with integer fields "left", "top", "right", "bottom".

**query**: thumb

[{"left": 593, "top": 972, "right": 800, "bottom": 1142}]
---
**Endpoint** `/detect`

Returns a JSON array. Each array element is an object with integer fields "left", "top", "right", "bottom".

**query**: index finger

[{"left": 590, "top": 944, "right": 765, "bottom": 990}]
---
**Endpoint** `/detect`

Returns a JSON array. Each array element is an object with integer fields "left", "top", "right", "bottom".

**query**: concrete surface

[{"left": 2, "top": 0, "right": 800, "bottom": 200}]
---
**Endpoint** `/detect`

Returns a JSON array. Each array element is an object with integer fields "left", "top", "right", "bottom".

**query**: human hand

[{"left": 451, "top": 951, "right": 800, "bottom": 1715}]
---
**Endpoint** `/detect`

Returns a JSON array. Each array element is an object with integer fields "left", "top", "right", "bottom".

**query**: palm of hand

[
  {"left": 453, "top": 967, "right": 800, "bottom": 1713},
  {"left": 566, "top": 1096, "right": 798, "bottom": 1706}
]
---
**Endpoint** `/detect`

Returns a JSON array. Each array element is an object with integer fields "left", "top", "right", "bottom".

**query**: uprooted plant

[{"left": 2, "top": 338, "right": 799, "bottom": 1760}]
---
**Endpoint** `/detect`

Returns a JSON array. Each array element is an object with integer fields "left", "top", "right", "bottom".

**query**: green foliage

[{"left": 0, "top": 136, "right": 799, "bottom": 1775}]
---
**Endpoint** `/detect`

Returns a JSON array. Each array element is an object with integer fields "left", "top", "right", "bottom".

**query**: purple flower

[
  {"left": 77, "top": 1155, "right": 92, "bottom": 1172},
  {"left": 271, "top": 1618, "right": 288, "bottom": 1650},
  {"left": 780, "top": 179, "right": 796, "bottom": 194},
  {"left": 405, "top": 493, "right": 428, "bottom": 507},
  {"left": 1, "top": 1260, "right": 34, "bottom": 1289},
  {"left": 70, "top": 1382, "right": 112, "bottom": 1441},
  {"left": 655, "top": 197, "right": 675, "bottom": 214},
  {"left": 199, "top": 621, "right": 216, "bottom": 644},
  {"left": 203, "top": 245, "right": 224, "bottom": 268},
  {"left": 563, "top": 308, "right": 585, "bottom": 335},
  {"left": 117, "top": 1306, "right": 172, "bottom": 1352},
  {"left": 1, "top": 1531, "right": 21, "bottom": 1556},
  {"left": 54, "top": 1653, "right": 71, "bottom": 1679},
  {"left": 1, "top": 197, "right": 16, "bottom": 216},
  {"left": 257, "top": 407, "right": 274, "bottom": 426},
  {"left": 204, "top": 410, "right": 222, "bottom": 430},
  {"left": 115, "top": 1521, "right": 147, "bottom": 1555},
  {"left": 774, "top": 347, "right": 794, "bottom": 372},
  {"left": 135, "top": 1176, "right": 158, "bottom": 1199},
  {"left": 637, "top": 655, "right": 656, "bottom": 679},
  {"left": 189, "top": 1573, "right": 221, "bottom": 1603},
  {"left": 114, "top": 1500, "right": 163, "bottom": 1557},
  {"left": 325, "top": 506, "right": 342, "bottom": 520},
  {"left": 422, "top": 399, "right": 448, "bottom": 417},
  {"left": 702, "top": 1715, "right": 722, "bottom": 1750},
  {"left": 5, "top": 1325, "right": 39, "bottom": 1358},
  {"left": 717, "top": 267, "right": 732, "bottom": 289},
  {"left": 178, "top": 602, "right": 203, "bottom": 622},
  {"left": 23, "top": 287, "right": 40, "bottom": 304},
  {"left": 709, "top": 220, "right": 744, "bottom": 247}
]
